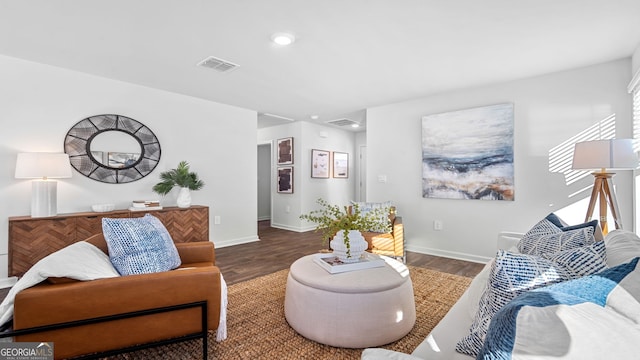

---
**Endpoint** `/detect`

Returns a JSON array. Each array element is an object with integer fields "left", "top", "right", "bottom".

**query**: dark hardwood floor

[
  {"left": 0, "top": 221, "right": 485, "bottom": 301},
  {"left": 216, "top": 220, "right": 485, "bottom": 285}
]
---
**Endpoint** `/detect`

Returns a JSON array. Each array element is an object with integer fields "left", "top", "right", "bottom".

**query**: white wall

[
  {"left": 257, "top": 143, "right": 272, "bottom": 221},
  {"left": 632, "top": 44, "right": 640, "bottom": 75},
  {"left": 0, "top": 55, "right": 259, "bottom": 280},
  {"left": 299, "top": 122, "right": 358, "bottom": 221},
  {"left": 355, "top": 131, "right": 367, "bottom": 201},
  {"left": 367, "top": 58, "right": 633, "bottom": 263},
  {"left": 258, "top": 121, "right": 358, "bottom": 231}
]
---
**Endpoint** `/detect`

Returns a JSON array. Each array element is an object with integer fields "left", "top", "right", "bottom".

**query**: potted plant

[
  {"left": 300, "top": 198, "right": 390, "bottom": 262},
  {"left": 152, "top": 161, "right": 204, "bottom": 208}
]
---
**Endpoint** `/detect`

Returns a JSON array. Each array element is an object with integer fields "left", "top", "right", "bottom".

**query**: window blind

[{"left": 630, "top": 69, "right": 640, "bottom": 151}]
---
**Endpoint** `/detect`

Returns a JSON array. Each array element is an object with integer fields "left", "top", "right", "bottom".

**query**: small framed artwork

[
  {"left": 333, "top": 152, "right": 348, "bottom": 178},
  {"left": 311, "top": 149, "right": 330, "bottom": 178},
  {"left": 277, "top": 167, "right": 294, "bottom": 193},
  {"left": 277, "top": 137, "right": 294, "bottom": 165}
]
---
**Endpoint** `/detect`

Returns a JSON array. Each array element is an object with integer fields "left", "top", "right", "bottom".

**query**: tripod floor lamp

[{"left": 572, "top": 139, "right": 638, "bottom": 234}]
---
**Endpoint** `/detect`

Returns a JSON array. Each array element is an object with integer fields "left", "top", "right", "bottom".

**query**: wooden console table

[{"left": 8, "top": 205, "right": 209, "bottom": 277}]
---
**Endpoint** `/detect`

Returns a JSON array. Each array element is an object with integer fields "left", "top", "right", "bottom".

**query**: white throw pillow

[{"left": 0, "top": 241, "right": 120, "bottom": 326}]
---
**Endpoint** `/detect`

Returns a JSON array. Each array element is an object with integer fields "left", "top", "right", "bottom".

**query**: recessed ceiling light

[
  {"left": 271, "top": 33, "right": 295, "bottom": 46},
  {"left": 310, "top": 115, "right": 319, "bottom": 120},
  {"left": 351, "top": 123, "right": 360, "bottom": 128}
]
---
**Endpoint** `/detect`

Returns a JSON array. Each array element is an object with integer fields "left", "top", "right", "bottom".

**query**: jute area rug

[{"left": 107, "top": 266, "right": 472, "bottom": 360}]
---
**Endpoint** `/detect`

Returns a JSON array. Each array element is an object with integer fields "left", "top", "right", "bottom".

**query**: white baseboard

[
  {"left": 257, "top": 216, "right": 271, "bottom": 221},
  {"left": 406, "top": 244, "right": 491, "bottom": 264},
  {"left": 269, "top": 222, "right": 315, "bottom": 232},
  {"left": 215, "top": 235, "right": 260, "bottom": 248}
]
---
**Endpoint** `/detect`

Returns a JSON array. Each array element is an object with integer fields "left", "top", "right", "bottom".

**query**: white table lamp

[
  {"left": 572, "top": 139, "right": 638, "bottom": 234},
  {"left": 15, "top": 153, "right": 72, "bottom": 217}
]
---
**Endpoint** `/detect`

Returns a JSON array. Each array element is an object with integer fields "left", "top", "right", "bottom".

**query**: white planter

[
  {"left": 176, "top": 187, "right": 192, "bottom": 208},
  {"left": 330, "top": 230, "right": 368, "bottom": 263}
]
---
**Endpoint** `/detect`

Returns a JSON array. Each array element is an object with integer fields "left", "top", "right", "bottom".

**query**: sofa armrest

[
  {"left": 362, "top": 348, "right": 424, "bottom": 360},
  {"left": 176, "top": 241, "right": 215, "bottom": 265},
  {"left": 14, "top": 266, "right": 221, "bottom": 330},
  {"left": 497, "top": 231, "right": 523, "bottom": 251}
]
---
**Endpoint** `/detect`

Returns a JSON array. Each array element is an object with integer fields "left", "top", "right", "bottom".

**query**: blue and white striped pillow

[
  {"left": 102, "top": 214, "right": 181, "bottom": 276},
  {"left": 517, "top": 227, "right": 595, "bottom": 255},
  {"left": 519, "top": 217, "right": 562, "bottom": 244},
  {"left": 455, "top": 243, "right": 608, "bottom": 357},
  {"left": 542, "top": 240, "right": 607, "bottom": 278}
]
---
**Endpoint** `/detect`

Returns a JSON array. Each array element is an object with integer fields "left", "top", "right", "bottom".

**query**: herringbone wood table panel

[
  {"left": 76, "top": 213, "right": 129, "bottom": 240},
  {"left": 129, "top": 206, "right": 208, "bottom": 242},
  {"left": 9, "top": 206, "right": 209, "bottom": 276}
]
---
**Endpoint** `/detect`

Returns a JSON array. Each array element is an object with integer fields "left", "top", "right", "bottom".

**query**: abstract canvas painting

[
  {"left": 277, "top": 166, "right": 293, "bottom": 193},
  {"left": 421, "top": 103, "right": 514, "bottom": 201},
  {"left": 277, "top": 137, "right": 293, "bottom": 165}
]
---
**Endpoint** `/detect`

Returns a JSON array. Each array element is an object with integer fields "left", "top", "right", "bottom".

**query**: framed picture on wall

[
  {"left": 277, "top": 137, "right": 294, "bottom": 165},
  {"left": 277, "top": 166, "right": 294, "bottom": 193},
  {"left": 421, "top": 103, "right": 514, "bottom": 201},
  {"left": 333, "top": 152, "right": 348, "bottom": 178},
  {"left": 311, "top": 149, "right": 330, "bottom": 178}
]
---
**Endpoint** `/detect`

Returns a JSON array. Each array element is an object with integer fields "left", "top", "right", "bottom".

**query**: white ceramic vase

[
  {"left": 330, "top": 230, "right": 368, "bottom": 263},
  {"left": 176, "top": 187, "right": 192, "bottom": 208}
]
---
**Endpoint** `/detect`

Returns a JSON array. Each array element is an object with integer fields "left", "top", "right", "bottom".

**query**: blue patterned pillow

[
  {"left": 455, "top": 245, "right": 607, "bottom": 357},
  {"left": 542, "top": 240, "right": 607, "bottom": 278},
  {"left": 102, "top": 214, "right": 181, "bottom": 276},
  {"left": 544, "top": 213, "right": 599, "bottom": 233},
  {"left": 479, "top": 258, "right": 639, "bottom": 359},
  {"left": 517, "top": 218, "right": 562, "bottom": 250},
  {"left": 517, "top": 227, "right": 595, "bottom": 255},
  {"left": 560, "top": 219, "right": 598, "bottom": 233},
  {"left": 544, "top": 213, "right": 567, "bottom": 228}
]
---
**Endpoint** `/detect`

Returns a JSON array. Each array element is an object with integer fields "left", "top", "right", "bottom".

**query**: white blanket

[
  {"left": 0, "top": 241, "right": 120, "bottom": 325},
  {"left": 0, "top": 241, "right": 229, "bottom": 342}
]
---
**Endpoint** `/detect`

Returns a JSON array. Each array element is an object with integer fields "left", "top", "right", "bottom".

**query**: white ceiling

[{"left": 1, "top": 0, "right": 640, "bottom": 131}]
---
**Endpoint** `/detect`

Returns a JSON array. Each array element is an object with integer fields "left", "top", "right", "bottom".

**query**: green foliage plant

[
  {"left": 299, "top": 198, "right": 390, "bottom": 258},
  {"left": 152, "top": 161, "right": 205, "bottom": 195}
]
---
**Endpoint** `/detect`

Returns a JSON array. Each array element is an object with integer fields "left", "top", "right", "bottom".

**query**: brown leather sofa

[{"left": 12, "top": 233, "right": 221, "bottom": 359}]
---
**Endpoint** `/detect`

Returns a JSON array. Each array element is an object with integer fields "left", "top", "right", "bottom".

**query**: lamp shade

[
  {"left": 15, "top": 153, "right": 72, "bottom": 179},
  {"left": 572, "top": 139, "right": 638, "bottom": 170}
]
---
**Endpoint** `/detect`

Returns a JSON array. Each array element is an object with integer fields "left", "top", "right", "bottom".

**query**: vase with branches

[{"left": 300, "top": 198, "right": 390, "bottom": 262}]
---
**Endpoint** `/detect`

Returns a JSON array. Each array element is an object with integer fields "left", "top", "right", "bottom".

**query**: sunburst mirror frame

[{"left": 64, "top": 114, "right": 161, "bottom": 183}]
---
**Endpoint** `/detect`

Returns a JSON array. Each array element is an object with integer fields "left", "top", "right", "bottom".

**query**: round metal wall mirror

[{"left": 64, "top": 114, "right": 161, "bottom": 183}]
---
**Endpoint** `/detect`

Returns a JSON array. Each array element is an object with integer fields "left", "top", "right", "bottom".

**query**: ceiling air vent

[
  {"left": 197, "top": 56, "right": 239, "bottom": 73},
  {"left": 326, "top": 118, "right": 359, "bottom": 127}
]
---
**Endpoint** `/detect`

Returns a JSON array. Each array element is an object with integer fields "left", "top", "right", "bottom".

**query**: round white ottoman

[{"left": 284, "top": 254, "right": 416, "bottom": 348}]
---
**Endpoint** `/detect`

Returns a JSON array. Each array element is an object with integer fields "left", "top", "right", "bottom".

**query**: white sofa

[{"left": 362, "top": 229, "right": 640, "bottom": 360}]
